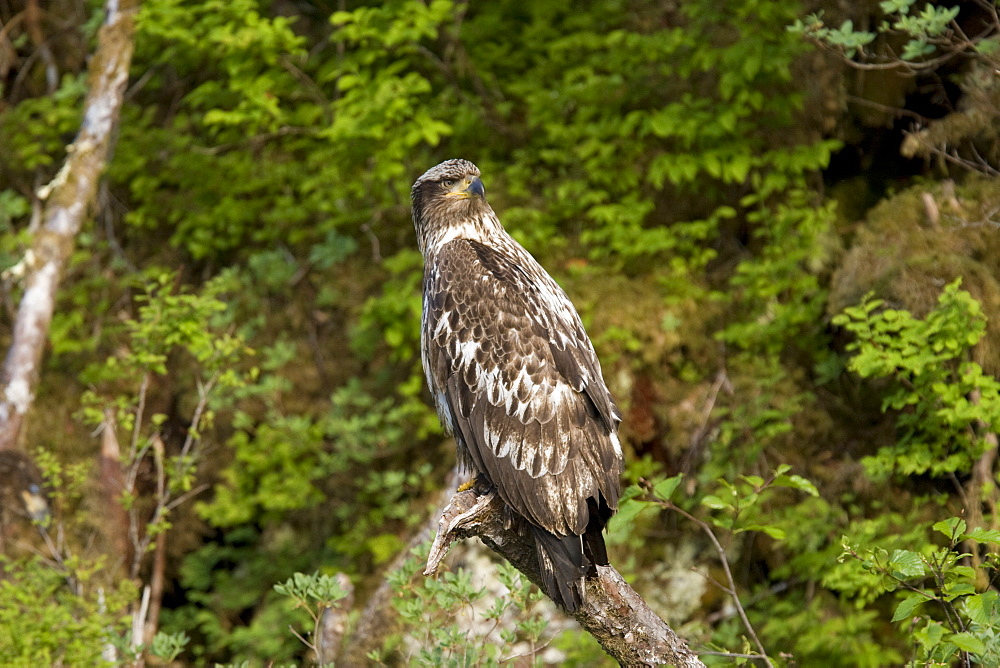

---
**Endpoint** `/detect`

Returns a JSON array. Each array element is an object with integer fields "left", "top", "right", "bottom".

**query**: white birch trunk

[{"left": 0, "top": 0, "right": 139, "bottom": 450}]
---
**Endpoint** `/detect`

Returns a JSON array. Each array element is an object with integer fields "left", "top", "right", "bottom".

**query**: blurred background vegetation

[{"left": 1, "top": 0, "right": 999, "bottom": 664}]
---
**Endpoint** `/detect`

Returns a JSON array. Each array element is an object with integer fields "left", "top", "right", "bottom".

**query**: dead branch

[
  {"left": 98, "top": 409, "right": 132, "bottom": 568},
  {"left": 425, "top": 487, "right": 705, "bottom": 668},
  {"left": 0, "top": 0, "right": 138, "bottom": 451}
]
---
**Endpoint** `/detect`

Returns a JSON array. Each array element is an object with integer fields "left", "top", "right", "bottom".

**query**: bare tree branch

[
  {"left": 425, "top": 487, "right": 705, "bottom": 668},
  {"left": 0, "top": 0, "right": 139, "bottom": 450},
  {"left": 98, "top": 409, "right": 132, "bottom": 569}
]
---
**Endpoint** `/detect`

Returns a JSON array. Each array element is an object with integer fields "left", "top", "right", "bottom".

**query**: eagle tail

[
  {"left": 582, "top": 525, "right": 609, "bottom": 571},
  {"left": 530, "top": 526, "right": 587, "bottom": 612},
  {"left": 530, "top": 498, "right": 613, "bottom": 612},
  {"left": 582, "top": 496, "right": 612, "bottom": 571}
]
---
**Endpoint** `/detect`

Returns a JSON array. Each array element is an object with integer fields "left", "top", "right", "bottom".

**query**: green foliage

[
  {"left": 75, "top": 270, "right": 256, "bottom": 551},
  {"left": 841, "top": 517, "right": 1000, "bottom": 666},
  {"left": 274, "top": 571, "right": 350, "bottom": 611},
  {"left": 0, "top": 189, "right": 29, "bottom": 230},
  {"left": 274, "top": 571, "right": 350, "bottom": 662},
  {"left": 698, "top": 466, "right": 819, "bottom": 539},
  {"left": 789, "top": 1, "right": 966, "bottom": 62},
  {"left": 0, "top": 556, "right": 134, "bottom": 665},
  {"left": 115, "top": 0, "right": 455, "bottom": 260},
  {"left": 632, "top": 468, "right": 820, "bottom": 663},
  {"left": 758, "top": 595, "right": 903, "bottom": 667},
  {"left": 377, "top": 544, "right": 568, "bottom": 666},
  {"left": 465, "top": 0, "right": 841, "bottom": 276},
  {"left": 633, "top": 466, "right": 819, "bottom": 541},
  {"left": 788, "top": 15, "right": 876, "bottom": 58},
  {"left": 834, "top": 279, "right": 1000, "bottom": 478},
  {"left": 4, "top": 0, "right": 998, "bottom": 664},
  {"left": 202, "top": 380, "right": 435, "bottom": 565},
  {"left": 790, "top": 4, "right": 1000, "bottom": 176},
  {"left": 719, "top": 191, "right": 837, "bottom": 356},
  {"left": 150, "top": 630, "right": 191, "bottom": 662},
  {"left": 140, "top": 0, "right": 306, "bottom": 137},
  {"left": 79, "top": 270, "right": 251, "bottom": 397},
  {"left": 162, "top": 525, "right": 314, "bottom": 662},
  {"left": 0, "top": 74, "right": 86, "bottom": 171}
]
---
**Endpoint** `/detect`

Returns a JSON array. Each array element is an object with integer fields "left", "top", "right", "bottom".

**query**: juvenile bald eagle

[{"left": 412, "top": 159, "right": 623, "bottom": 611}]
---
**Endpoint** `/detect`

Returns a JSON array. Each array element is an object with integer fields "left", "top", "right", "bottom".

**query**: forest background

[{"left": 1, "top": 0, "right": 999, "bottom": 665}]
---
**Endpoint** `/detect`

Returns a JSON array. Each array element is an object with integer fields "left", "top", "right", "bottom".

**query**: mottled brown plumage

[{"left": 413, "top": 159, "right": 623, "bottom": 610}]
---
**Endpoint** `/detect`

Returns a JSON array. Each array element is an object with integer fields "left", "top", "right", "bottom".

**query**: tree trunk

[{"left": 0, "top": 0, "right": 139, "bottom": 450}]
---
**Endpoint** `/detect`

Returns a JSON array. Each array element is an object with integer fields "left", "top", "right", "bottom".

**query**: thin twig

[{"left": 660, "top": 500, "right": 775, "bottom": 668}]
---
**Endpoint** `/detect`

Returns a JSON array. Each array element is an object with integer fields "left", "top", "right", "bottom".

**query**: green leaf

[
  {"left": 726, "top": 153, "right": 751, "bottom": 183},
  {"left": 701, "top": 494, "right": 734, "bottom": 511},
  {"left": 773, "top": 473, "right": 820, "bottom": 496},
  {"left": 652, "top": 475, "right": 683, "bottom": 502},
  {"left": 888, "top": 550, "right": 925, "bottom": 579},
  {"left": 738, "top": 524, "right": 786, "bottom": 540},
  {"left": 963, "top": 527, "right": 1000, "bottom": 544},
  {"left": 892, "top": 592, "right": 926, "bottom": 622},
  {"left": 918, "top": 621, "right": 945, "bottom": 648},
  {"left": 933, "top": 517, "right": 967, "bottom": 541},
  {"left": 943, "top": 582, "right": 975, "bottom": 600},
  {"left": 965, "top": 591, "right": 999, "bottom": 625},
  {"left": 949, "top": 631, "right": 986, "bottom": 655},
  {"left": 611, "top": 497, "right": 653, "bottom": 528}
]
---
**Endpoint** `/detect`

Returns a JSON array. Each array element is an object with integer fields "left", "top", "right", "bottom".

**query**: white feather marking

[
  {"left": 433, "top": 313, "right": 452, "bottom": 338},
  {"left": 481, "top": 366, "right": 503, "bottom": 403},
  {"left": 485, "top": 424, "right": 500, "bottom": 451},
  {"left": 521, "top": 441, "right": 537, "bottom": 475},
  {"left": 429, "top": 216, "right": 491, "bottom": 252},
  {"left": 496, "top": 432, "right": 517, "bottom": 459},
  {"left": 550, "top": 383, "right": 572, "bottom": 407},
  {"left": 507, "top": 366, "right": 529, "bottom": 395},
  {"left": 457, "top": 340, "right": 479, "bottom": 368},
  {"left": 610, "top": 431, "right": 623, "bottom": 457},
  {"left": 502, "top": 384, "right": 516, "bottom": 413}
]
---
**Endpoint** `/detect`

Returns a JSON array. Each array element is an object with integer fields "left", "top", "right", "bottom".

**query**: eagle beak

[
  {"left": 446, "top": 176, "right": 485, "bottom": 200},
  {"left": 465, "top": 176, "right": 485, "bottom": 199}
]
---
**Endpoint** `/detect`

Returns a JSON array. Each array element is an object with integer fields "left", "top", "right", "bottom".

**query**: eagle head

[{"left": 411, "top": 159, "right": 492, "bottom": 255}]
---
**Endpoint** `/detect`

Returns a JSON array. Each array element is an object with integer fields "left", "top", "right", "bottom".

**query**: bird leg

[{"left": 423, "top": 486, "right": 497, "bottom": 576}]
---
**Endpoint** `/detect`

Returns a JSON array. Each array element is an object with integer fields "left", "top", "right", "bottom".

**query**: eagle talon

[{"left": 457, "top": 478, "right": 476, "bottom": 493}]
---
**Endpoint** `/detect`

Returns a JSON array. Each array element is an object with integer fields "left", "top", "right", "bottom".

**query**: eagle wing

[{"left": 422, "top": 239, "right": 622, "bottom": 537}]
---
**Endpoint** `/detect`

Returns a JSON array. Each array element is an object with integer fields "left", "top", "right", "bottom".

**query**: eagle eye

[{"left": 441, "top": 179, "right": 456, "bottom": 188}]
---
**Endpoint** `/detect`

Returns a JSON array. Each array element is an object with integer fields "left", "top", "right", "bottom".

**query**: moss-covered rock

[{"left": 830, "top": 176, "right": 1000, "bottom": 373}]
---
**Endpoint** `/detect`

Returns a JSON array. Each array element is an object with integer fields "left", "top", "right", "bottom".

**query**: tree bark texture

[
  {"left": 0, "top": 0, "right": 138, "bottom": 450},
  {"left": 425, "top": 488, "right": 705, "bottom": 668}
]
